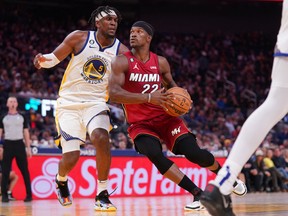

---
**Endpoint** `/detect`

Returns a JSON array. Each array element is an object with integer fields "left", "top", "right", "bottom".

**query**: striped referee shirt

[{"left": 0, "top": 112, "right": 29, "bottom": 140}]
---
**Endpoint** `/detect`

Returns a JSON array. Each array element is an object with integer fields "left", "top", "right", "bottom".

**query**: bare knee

[
  {"left": 90, "top": 128, "right": 110, "bottom": 152},
  {"left": 61, "top": 151, "right": 80, "bottom": 169}
]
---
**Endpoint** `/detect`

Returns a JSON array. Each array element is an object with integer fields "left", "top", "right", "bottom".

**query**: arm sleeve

[
  {"left": 0, "top": 114, "right": 5, "bottom": 129},
  {"left": 21, "top": 113, "right": 29, "bottom": 129}
]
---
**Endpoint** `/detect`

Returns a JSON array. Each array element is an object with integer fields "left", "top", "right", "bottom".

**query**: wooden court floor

[{"left": 1, "top": 192, "right": 288, "bottom": 216}]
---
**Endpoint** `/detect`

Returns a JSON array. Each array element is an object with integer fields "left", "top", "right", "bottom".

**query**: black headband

[{"left": 132, "top": 21, "right": 154, "bottom": 36}]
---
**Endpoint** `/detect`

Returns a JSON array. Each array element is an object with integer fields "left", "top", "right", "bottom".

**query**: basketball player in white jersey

[
  {"left": 200, "top": 1, "right": 288, "bottom": 215},
  {"left": 33, "top": 6, "right": 128, "bottom": 211}
]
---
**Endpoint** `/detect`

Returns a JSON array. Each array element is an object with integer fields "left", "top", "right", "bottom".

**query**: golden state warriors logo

[{"left": 82, "top": 56, "right": 108, "bottom": 84}]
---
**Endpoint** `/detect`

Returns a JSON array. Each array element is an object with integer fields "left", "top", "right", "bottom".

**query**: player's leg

[
  {"left": 214, "top": 85, "right": 288, "bottom": 193},
  {"left": 1, "top": 144, "right": 13, "bottom": 202},
  {"left": 173, "top": 134, "right": 247, "bottom": 196},
  {"left": 55, "top": 106, "right": 84, "bottom": 207},
  {"left": 56, "top": 141, "right": 81, "bottom": 206},
  {"left": 135, "top": 135, "right": 204, "bottom": 211},
  {"left": 87, "top": 112, "right": 116, "bottom": 211},
  {"left": 14, "top": 142, "right": 32, "bottom": 201},
  {"left": 7, "top": 171, "right": 18, "bottom": 201},
  {"left": 172, "top": 134, "right": 216, "bottom": 169},
  {"left": 201, "top": 84, "right": 288, "bottom": 215}
]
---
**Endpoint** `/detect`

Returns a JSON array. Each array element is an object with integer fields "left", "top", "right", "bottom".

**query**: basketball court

[{"left": 1, "top": 192, "right": 287, "bottom": 216}]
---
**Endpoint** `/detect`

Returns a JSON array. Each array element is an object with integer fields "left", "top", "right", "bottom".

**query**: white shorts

[{"left": 56, "top": 99, "right": 111, "bottom": 153}]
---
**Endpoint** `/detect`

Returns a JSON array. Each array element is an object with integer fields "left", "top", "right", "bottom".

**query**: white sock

[
  {"left": 212, "top": 160, "right": 242, "bottom": 195},
  {"left": 97, "top": 180, "right": 108, "bottom": 195},
  {"left": 57, "top": 174, "right": 68, "bottom": 182}
]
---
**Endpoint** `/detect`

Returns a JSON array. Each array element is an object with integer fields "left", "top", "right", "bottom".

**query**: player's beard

[
  {"left": 107, "top": 34, "right": 115, "bottom": 39},
  {"left": 104, "top": 30, "right": 116, "bottom": 39}
]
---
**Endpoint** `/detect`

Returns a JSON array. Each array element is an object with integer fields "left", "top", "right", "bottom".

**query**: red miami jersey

[
  {"left": 122, "top": 51, "right": 191, "bottom": 150},
  {"left": 122, "top": 51, "right": 167, "bottom": 124}
]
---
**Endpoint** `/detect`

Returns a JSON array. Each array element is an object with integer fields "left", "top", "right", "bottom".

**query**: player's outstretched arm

[{"left": 33, "top": 30, "right": 86, "bottom": 69}]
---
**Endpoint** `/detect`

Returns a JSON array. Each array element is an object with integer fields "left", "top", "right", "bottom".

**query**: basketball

[{"left": 163, "top": 87, "right": 193, "bottom": 117}]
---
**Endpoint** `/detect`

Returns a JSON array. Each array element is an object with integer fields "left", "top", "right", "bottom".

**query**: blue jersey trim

[
  {"left": 95, "top": 31, "right": 117, "bottom": 52},
  {"left": 74, "top": 31, "right": 90, "bottom": 56},
  {"left": 116, "top": 40, "right": 121, "bottom": 55},
  {"left": 274, "top": 52, "right": 288, "bottom": 57}
]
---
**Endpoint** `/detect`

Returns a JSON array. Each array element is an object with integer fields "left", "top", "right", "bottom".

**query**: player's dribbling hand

[
  {"left": 150, "top": 88, "right": 175, "bottom": 111},
  {"left": 33, "top": 53, "right": 52, "bottom": 69}
]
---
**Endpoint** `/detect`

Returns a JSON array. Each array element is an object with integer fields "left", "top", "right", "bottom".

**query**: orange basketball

[{"left": 163, "top": 87, "right": 193, "bottom": 117}]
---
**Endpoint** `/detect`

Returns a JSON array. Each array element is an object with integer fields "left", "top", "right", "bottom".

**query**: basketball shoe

[
  {"left": 94, "top": 190, "right": 117, "bottom": 211},
  {"left": 184, "top": 188, "right": 205, "bottom": 211},
  {"left": 200, "top": 183, "right": 235, "bottom": 216},
  {"left": 232, "top": 179, "right": 247, "bottom": 196},
  {"left": 55, "top": 176, "right": 72, "bottom": 207},
  {"left": 8, "top": 191, "right": 16, "bottom": 201},
  {"left": 184, "top": 195, "right": 205, "bottom": 211}
]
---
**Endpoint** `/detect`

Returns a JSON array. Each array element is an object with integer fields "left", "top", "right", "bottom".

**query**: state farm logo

[
  {"left": 30, "top": 158, "right": 210, "bottom": 198},
  {"left": 31, "top": 158, "right": 76, "bottom": 198}
]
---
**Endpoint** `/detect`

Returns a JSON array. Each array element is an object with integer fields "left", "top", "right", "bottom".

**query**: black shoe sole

[
  {"left": 201, "top": 198, "right": 235, "bottom": 216},
  {"left": 201, "top": 198, "right": 223, "bottom": 216}
]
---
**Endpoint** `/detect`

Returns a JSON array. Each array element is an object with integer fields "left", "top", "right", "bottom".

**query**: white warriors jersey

[{"left": 59, "top": 31, "right": 121, "bottom": 102}]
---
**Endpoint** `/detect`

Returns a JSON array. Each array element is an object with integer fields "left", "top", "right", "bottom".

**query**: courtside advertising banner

[{"left": 12, "top": 156, "right": 225, "bottom": 199}]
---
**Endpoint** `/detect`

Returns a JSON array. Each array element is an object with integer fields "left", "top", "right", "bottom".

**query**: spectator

[
  {"left": 263, "top": 149, "right": 284, "bottom": 192},
  {"left": 272, "top": 147, "right": 288, "bottom": 189},
  {"left": 38, "top": 130, "right": 56, "bottom": 148},
  {"left": 30, "top": 134, "right": 39, "bottom": 148},
  {"left": 249, "top": 149, "right": 266, "bottom": 192},
  {"left": 118, "top": 140, "right": 127, "bottom": 150}
]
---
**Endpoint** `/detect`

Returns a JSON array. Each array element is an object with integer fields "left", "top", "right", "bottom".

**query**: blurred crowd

[
  {"left": 241, "top": 147, "right": 288, "bottom": 193},
  {"left": 1, "top": 5, "right": 288, "bottom": 186}
]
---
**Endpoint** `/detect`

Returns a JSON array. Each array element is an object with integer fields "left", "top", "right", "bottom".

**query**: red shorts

[{"left": 127, "top": 114, "right": 191, "bottom": 150}]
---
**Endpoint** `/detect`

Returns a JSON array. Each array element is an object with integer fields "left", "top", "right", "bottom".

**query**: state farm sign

[{"left": 12, "top": 156, "right": 225, "bottom": 199}]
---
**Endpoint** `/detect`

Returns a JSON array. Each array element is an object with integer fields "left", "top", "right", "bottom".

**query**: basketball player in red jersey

[{"left": 108, "top": 21, "right": 247, "bottom": 211}]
